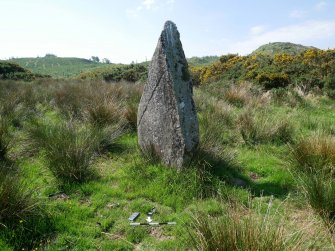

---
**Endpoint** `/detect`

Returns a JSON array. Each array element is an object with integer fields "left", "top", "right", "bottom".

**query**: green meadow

[{"left": 1, "top": 42, "right": 335, "bottom": 250}]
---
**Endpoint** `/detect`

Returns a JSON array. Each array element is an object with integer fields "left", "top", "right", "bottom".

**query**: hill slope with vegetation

[
  {"left": 0, "top": 61, "right": 47, "bottom": 81},
  {"left": 191, "top": 47, "right": 335, "bottom": 97},
  {"left": 251, "top": 42, "right": 316, "bottom": 56},
  {"left": 9, "top": 54, "right": 102, "bottom": 78}
]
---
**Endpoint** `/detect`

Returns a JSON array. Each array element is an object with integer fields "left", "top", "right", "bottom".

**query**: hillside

[
  {"left": 187, "top": 56, "right": 219, "bottom": 66},
  {"left": 0, "top": 61, "right": 47, "bottom": 81},
  {"left": 252, "top": 42, "right": 316, "bottom": 56},
  {"left": 9, "top": 54, "right": 102, "bottom": 78}
]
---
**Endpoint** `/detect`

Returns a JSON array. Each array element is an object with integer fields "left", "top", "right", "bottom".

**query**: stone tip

[{"left": 164, "top": 20, "right": 177, "bottom": 30}]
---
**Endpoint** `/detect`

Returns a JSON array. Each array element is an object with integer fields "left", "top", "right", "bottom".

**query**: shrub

[
  {"left": 256, "top": 72, "right": 290, "bottom": 89},
  {"left": 28, "top": 121, "right": 101, "bottom": 184},
  {"left": 79, "top": 64, "right": 147, "bottom": 82},
  {"left": 324, "top": 75, "right": 335, "bottom": 99}
]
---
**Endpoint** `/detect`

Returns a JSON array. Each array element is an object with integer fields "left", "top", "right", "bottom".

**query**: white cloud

[
  {"left": 250, "top": 25, "right": 267, "bottom": 35},
  {"left": 126, "top": 0, "right": 173, "bottom": 18},
  {"left": 316, "top": 1, "right": 327, "bottom": 10},
  {"left": 126, "top": 6, "right": 143, "bottom": 18},
  {"left": 290, "top": 10, "right": 307, "bottom": 18},
  {"left": 229, "top": 20, "right": 335, "bottom": 55},
  {"left": 142, "top": 0, "right": 156, "bottom": 10}
]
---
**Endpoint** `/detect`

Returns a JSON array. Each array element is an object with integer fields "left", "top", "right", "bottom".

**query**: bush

[
  {"left": 0, "top": 62, "right": 47, "bottom": 81},
  {"left": 324, "top": 75, "right": 335, "bottom": 99},
  {"left": 79, "top": 64, "right": 147, "bottom": 82},
  {"left": 256, "top": 72, "right": 290, "bottom": 89}
]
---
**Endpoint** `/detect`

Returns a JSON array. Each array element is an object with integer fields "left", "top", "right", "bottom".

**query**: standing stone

[{"left": 137, "top": 21, "right": 199, "bottom": 168}]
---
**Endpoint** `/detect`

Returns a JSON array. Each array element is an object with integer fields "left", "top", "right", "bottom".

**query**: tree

[
  {"left": 102, "top": 58, "right": 111, "bottom": 64},
  {"left": 90, "top": 56, "right": 100, "bottom": 63}
]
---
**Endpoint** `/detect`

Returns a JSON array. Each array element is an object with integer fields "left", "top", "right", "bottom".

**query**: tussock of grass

[
  {"left": 188, "top": 201, "right": 311, "bottom": 251},
  {"left": 301, "top": 173, "right": 335, "bottom": 228},
  {"left": 291, "top": 134, "right": 335, "bottom": 174},
  {"left": 290, "top": 134, "right": 335, "bottom": 227},
  {"left": 0, "top": 116, "right": 11, "bottom": 160},
  {"left": 0, "top": 162, "right": 32, "bottom": 223},
  {"left": 87, "top": 97, "right": 125, "bottom": 128},
  {"left": 0, "top": 161, "right": 52, "bottom": 250},
  {"left": 223, "top": 82, "right": 251, "bottom": 107},
  {"left": 238, "top": 110, "right": 294, "bottom": 146},
  {"left": 28, "top": 120, "right": 106, "bottom": 184}
]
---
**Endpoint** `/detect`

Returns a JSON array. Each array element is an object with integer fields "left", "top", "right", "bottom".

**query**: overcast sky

[{"left": 0, "top": 0, "right": 334, "bottom": 63}]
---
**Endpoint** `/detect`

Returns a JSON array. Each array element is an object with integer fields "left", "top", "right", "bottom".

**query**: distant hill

[
  {"left": 187, "top": 56, "right": 219, "bottom": 66},
  {"left": 251, "top": 42, "right": 317, "bottom": 56},
  {"left": 9, "top": 54, "right": 102, "bottom": 78},
  {"left": 0, "top": 61, "right": 47, "bottom": 81}
]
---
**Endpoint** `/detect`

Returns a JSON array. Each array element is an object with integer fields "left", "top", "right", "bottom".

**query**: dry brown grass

[
  {"left": 291, "top": 134, "right": 335, "bottom": 174},
  {"left": 223, "top": 82, "right": 252, "bottom": 107},
  {"left": 188, "top": 199, "right": 331, "bottom": 251}
]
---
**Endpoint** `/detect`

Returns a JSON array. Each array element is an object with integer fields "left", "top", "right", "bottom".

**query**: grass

[
  {"left": 9, "top": 56, "right": 101, "bottom": 78},
  {"left": 0, "top": 78, "right": 334, "bottom": 250},
  {"left": 0, "top": 116, "right": 11, "bottom": 160},
  {"left": 290, "top": 133, "right": 335, "bottom": 228},
  {"left": 28, "top": 119, "right": 125, "bottom": 185},
  {"left": 188, "top": 201, "right": 307, "bottom": 251}
]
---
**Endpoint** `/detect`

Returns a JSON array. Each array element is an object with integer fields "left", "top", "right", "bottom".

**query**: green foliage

[
  {"left": 187, "top": 56, "right": 219, "bottom": 67},
  {"left": 9, "top": 55, "right": 101, "bottom": 78},
  {"left": 252, "top": 42, "right": 314, "bottom": 56},
  {"left": 324, "top": 75, "right": 335, "bottom": 99},
  {"left": 256, "top": 72, "right": 290, "bottom": 89},
  {"left": 79, "top": 63, "right": 147, "bottom": 82},
  {"left": 190, "top": 45, "right": 335, "bottom": 95},
  {"left": 0, "top": 61, "right": 46, "bottom": 81}
]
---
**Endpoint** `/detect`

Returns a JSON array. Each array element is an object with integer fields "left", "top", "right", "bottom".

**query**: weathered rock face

[{"left": 137, "top": 21, "right": 199, "bottom": 168}]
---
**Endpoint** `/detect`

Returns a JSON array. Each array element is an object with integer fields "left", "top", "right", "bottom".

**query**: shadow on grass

[
  {"left": 190, "top": 148, "right": 292, "bottom": 199},
  {"left": 249, "top": 182, "right": 291, "bottom": 198}
]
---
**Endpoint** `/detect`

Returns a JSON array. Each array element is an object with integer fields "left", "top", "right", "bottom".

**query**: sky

[{"left": 0, "top": 0, "right": 334, "bottom": 63}]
